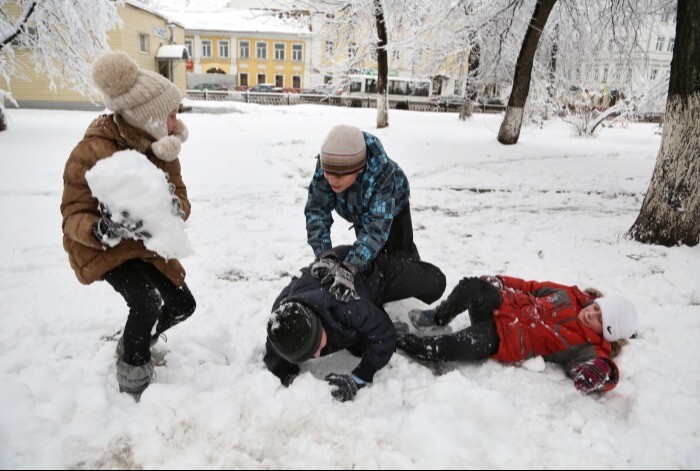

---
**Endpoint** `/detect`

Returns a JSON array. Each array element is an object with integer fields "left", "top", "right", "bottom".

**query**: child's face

[
  {"left": 323, "top": 170, "right": 361, "bottom": 193},
  {"left": 166, "top": 109, "right": 178, "bottom": 135},
  {"left": 313, "top": 328, "right": 328, "bottom": 358},
  {"left": 578, "top": 302, "right": 603, "bottom": 335}
]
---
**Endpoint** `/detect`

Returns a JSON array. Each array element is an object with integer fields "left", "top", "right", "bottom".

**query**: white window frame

[
  {"left": 667, "top": 38, "right": 674, "bottom": 52},
  {"left": 201, "top": 40, "right": 212, "bottom": 58},
  {"left": 185, "top": 40, "right": 193, "bottom": 59},
  {"left": 274, "top": 43, "right": 285, "bottom": 61},
  {"left": 239, "top": 41, "right": 250, "bottom": 59},
  {"left": 655, "top": 36, "right": 665, "bottom": 52},
  {"left": 138, "top": 33, "right": 150, "bottom": 54},
  {"left": 219, "top": 40, "right": 229, "bottom": 58},
  {"left": 256, "top": 42, "right": 267, "bottom": 60},
  {"left": 292, "top": 44, "right": 303, "bottom": 62}
]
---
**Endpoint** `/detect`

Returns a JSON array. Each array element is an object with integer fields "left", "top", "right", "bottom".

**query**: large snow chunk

[{"left": 85, "top": 150, "right": 194, "bottom": 259}]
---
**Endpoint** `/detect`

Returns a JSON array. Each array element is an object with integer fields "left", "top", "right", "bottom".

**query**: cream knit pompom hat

[{"left": 92, "top": 51, "right": 186, "bottom": 161}]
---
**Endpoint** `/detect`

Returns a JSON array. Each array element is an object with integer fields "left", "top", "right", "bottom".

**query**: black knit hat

[{"left": 267, "top": 302, "right": 323, "bottom": 364}]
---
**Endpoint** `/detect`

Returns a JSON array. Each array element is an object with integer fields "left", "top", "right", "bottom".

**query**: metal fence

[{"left": 186, "top": 90, "right": 507, "bottom": 114}]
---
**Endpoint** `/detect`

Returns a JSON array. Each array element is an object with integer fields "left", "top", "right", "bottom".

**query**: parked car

[
  {"left": 191, "top": 83, "right": 227, "bottom": 91},
  {"left": 428, "top": 95, "right": 467, "bottom": 110},
  {"left": 249, "top": 84, "right": 283, "bottom": 93}
]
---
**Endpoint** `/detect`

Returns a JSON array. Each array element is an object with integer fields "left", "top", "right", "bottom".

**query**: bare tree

[
  {"left": 497, "top": 0, "right": 557, "bottom": 144},
  {"left": 629, "top": 0, "right": 699, "bottom": 246},
  {"left": 0, "top": 0, "right": 122, "bottom": 131},
  {"left": 374, "top": 0, "right": 389, "bottom": 127}
]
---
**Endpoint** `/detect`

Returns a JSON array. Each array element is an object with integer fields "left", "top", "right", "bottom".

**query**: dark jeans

[
  {"left": 399, "top": 277, "right": 501, "bottom": 362},
  {"left": 354, "top": 202, "right": 420, "bottom": 260},
  {"left": 104, "top": 259, "right": 196, "bottom": 366},
  {"left": 373, "top": 252, "right": 446, "bottom": 306},
  {"left": 384, "top": 203, "right": 420, "bottom": 260}
]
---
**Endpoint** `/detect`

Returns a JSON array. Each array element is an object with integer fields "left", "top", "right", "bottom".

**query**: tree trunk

[
  {"left": 374, "top": 0, "right": 389, "bottom": 128},
  {"left": 629, "top": 0, "right": 700, "bottom": 246},
  {"left": 497, "top": 0, "right": 557, "bottom": 145}
]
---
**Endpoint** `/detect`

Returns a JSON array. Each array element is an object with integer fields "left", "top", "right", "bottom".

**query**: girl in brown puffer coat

[{"left": 61, "top": 52, "right": 195, "bottom": 397}]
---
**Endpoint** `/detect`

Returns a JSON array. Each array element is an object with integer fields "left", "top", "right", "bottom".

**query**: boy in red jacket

[{"left": 400, "top": 276, "right": 638, "bottom": 394}]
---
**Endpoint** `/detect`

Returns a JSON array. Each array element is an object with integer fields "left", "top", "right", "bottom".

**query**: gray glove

[
  {"left": 310, "top": 251, "right": 339, "bottom": 281},
  {"left": 323, "top": 262, "right": 359, "bottom": 303},
  {"left": 325, "top": 373, "right": 365, "bottom": 402}
]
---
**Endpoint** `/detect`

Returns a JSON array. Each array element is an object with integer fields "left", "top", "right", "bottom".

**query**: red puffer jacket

[{"left": 492, "top": 276, "right": 619, "bottom": 391}]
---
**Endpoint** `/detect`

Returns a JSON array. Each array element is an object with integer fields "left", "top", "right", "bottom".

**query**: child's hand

[{"left": 571, "top": 357, "right": 616, "bottom": 394}]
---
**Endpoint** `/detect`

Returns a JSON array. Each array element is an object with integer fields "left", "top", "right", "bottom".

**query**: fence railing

[{"left": 186, "top": 90, "right": 507, "bottom": 114}]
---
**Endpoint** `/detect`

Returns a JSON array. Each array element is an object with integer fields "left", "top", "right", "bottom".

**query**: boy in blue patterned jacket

[{"left": 305, "top": 125, "right": 425, "bottom": 303}]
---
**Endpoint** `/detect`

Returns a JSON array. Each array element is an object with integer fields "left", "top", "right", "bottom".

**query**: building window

[
  {"left": 651, "top": 69, "right": 658, "bottom": 80},
  {"left": 138, "top": 33, "right": 149, "bottom": 53},
  {"left": 274, "top": 43, "right": 285, "bottom": 61},
  {"left": 185, "top": 40, "right": 193, "bottom": 58},
  {"left": 292, "top": 76, "right": 301, "bottom": 89},
  {"left": 257, "top": 73, "right": 266, "bottom": 84},
  {"left": 594, "top": 68, "right": 599, "bottom": 81},
  {"left": 393, "top": 50, "right": 400, "bottom": 60},
  {"left": 202, "top": 40, "right": 212, "bottom": 58},
  {"left": 603, "top": 68, "right": 609, "bottom": 82},
  {"left": 667, "top": 38, "right": 675, "bottom": 52},
  {"left": 239, "top": 41, "right": 250, "bottom": 59},
  {"left": 219, "top": 40, "right": 229, "bottom": 58},
  {"left": 370, "top": 46, "right": 378, "bottom": 60},
  {"left": 240, "top": 73, "right": 248, "bottom": 87},
  {"left": 292, "top": 44, "right": 303, "bottom": 61},
  {"left": 661, "top": 9, "right": 674, "bottom": 23},
  {"left": 655, "top": 36, "right": 665, "bottom": 52},
  {"left": 256, "top": 42, "right": 267, "bottom": 60},
  {"left": 275, "top": 75, "right": 284, "bottom": 87},
  {"left": 325, "top": 41, "right": 334, "bottom": 58},
  {"left": 348, "top": 42, "right": 357, "bottom": 59}
]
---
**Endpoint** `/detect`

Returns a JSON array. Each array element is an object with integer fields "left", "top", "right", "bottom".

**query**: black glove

[
  {"left": 324, "top": 262, "right": 360, "bottom": 303},
  {"left": 93, "top": 202, "right": 127, "bottom": 245},
  {"left": 93, "top": 202, "right": 150, "bottom": 246},
  {"left": 310, "top": 251, "right": 339, "bottom": 281},
  {"left": 281, "top": 373, "right": 298, "bottom": 388},
  {"left": 325, "top": 373, "right": 365, "bottom": 402},
  {"left": 168, "top": 183, "right": 185, "bottom": 218}
]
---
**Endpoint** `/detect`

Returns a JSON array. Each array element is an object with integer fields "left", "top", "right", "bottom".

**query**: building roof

[
  {"left": 125, "top": 0, "right": 185, "bottom": 28},
  {"left": 157, "top": 8, "right": 309, "bottom": 36}
]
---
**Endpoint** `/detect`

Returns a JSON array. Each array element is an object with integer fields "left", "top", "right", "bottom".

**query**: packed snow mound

[{"left": 85, "top": 149, "right": 194, "bottom": 259}]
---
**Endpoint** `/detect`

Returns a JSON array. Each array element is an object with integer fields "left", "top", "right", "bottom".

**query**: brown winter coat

[{"left": 61, "top": 113, "right": 191, "bottom": 286}]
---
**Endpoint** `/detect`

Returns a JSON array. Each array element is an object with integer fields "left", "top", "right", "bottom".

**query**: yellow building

[
  {"left": 162, "top": 9, "right": 311, "bottom": 90},
  {"left": 4, "top": 1, "right": 188, "bottom": 110}
]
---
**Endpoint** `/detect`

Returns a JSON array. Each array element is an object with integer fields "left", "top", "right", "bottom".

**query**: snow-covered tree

[
  {"left": 0, "top": 0, "right": 122, "bottom": 131},
  {"left": 629, "top": 0, "right": 700, "bottom": 246}
]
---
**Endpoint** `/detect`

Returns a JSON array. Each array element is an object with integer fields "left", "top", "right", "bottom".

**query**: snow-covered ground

[{"left": 1, "top": 103, "right": 698, "bottom": 469}]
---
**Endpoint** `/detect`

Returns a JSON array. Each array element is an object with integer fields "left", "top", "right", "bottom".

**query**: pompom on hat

[
  {"left": 267, "top": 302, "right": 323, "bottom": 364},
  {"left": 92, "top": 51, "right": 186, "bottom": 161},
  {"left": 320, "top": 125, "right": 367, "bottom": 174},
  {"left": 596, "top": 295, "right": 639, "bottom": 342}
]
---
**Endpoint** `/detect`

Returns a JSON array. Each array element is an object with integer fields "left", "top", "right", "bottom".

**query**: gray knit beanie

[
  {"left": 320, "top": 125, "right": 367, "bottom": 174},
  {"left": 92, "top": 51, "right": 185, "bottom": 161}
]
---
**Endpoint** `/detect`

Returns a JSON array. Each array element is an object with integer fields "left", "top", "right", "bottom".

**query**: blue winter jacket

[{"left": 304, "top": 132, "right": 410, "bottom": 271}]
